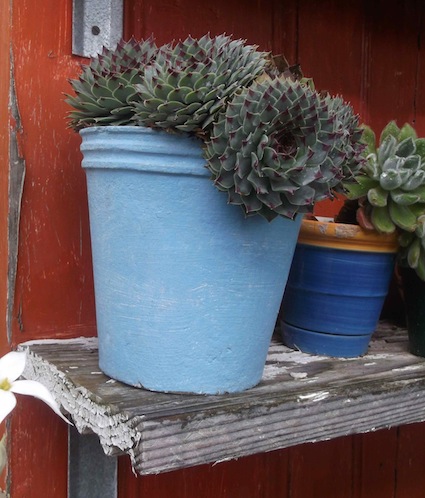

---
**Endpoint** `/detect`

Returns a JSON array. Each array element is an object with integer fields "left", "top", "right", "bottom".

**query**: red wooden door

[{"left": 2, "top": 0, "right": 425, "bottom": 497}]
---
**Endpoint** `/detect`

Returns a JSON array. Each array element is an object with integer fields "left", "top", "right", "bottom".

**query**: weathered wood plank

[{"left": 19, "top": 322, "right": 425, "bottom": 475}]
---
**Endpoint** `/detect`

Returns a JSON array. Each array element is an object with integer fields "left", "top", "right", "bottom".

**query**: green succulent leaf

[
  {"left": 395, "top": 137, "right": 416, "bottom": 158},
  {"left": 367, "top": 186, "right": 388, "bottom": 207},
  {"left": 415, "top": 215, "right": 425, "bottom": 238},
  {"left": 342, "top": 180, "right": 368, "bottom": 200},
  {"left": 389, "top": 202, "right": 418, "bottom": 232},
  {"left": 377, "top": 136, "right": 398, "bottom": 166},
  {"left": 398, "top": 123, "right": 417, "bottom": 142},
  {"left": 363, "top": 156, "right": 380, "bottom": 178},
  {"left": 371, "top": 206, "right": 397, "bottom": 234},
  {"left": 390, "top": 189, "right": 420, "bottom": 205},
  {"left": 409, "top": 185, "right": 425, "bottom": 203},
  {"left": 415, "top": 138, "right": 425, "bottom": 161},
  {"left": 379, "top": 168, "right": 409, "bottom": 190},
  {"left": 360, "top": 124, "right": 376, "bottom": 155},
  {"left": 380, "top": 121, "right": 400, "bottom": 144},
  {"left": 402, "top": 169, "right": 425, "bottom": 191},
  {"left": 409, "top": 203, "right": 425, "bottom": 218},
  {"left": 407, "top": 237, "right": 421, "bottom": 268},
  {"left": 398, "top": 230, "right": 415, "bottom": 247}
]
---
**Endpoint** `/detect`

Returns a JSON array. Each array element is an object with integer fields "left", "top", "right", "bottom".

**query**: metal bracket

[
  {"left": 72, "top": 0, "right": 123, "bottom": 58},
  {"left": 68, "top": 428, "right": 117, "bottom": 498}
]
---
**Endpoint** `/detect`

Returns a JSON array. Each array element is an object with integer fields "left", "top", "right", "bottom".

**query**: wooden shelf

[{"left": 19, "top": 322, "right": 425, "bottom": 475}]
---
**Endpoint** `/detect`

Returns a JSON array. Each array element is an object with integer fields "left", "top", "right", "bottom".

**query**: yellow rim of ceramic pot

[{"left": 298, "top": 218, "right": 399, "bottom": 253}]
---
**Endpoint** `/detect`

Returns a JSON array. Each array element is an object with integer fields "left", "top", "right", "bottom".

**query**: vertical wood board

[
  {"left": 10, "top": 0, "right": 96, "bottom": 343},
  {"left": 395, "top": 423, "right": 425, "bottom": 498},
  {"left": 352, "top": 429, "right": 398, "bottom": 498},
  {"left": 361, "top": 0, "right": 423, "bottom": 132},
  {"left": 8, "top": 0, "right": 95, "bottom": 496}
]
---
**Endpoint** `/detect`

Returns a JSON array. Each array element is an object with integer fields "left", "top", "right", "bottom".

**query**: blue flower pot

[
  {"left": 280, "top": 219, "right": 398, "bottom": 358},
  {"left": 80, "top": 126, "right": 302, "bottom": 394}
]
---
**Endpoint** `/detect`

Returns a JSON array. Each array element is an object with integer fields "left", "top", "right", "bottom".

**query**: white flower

[{"left": 0, "top": 351, "right": 71, "bottom": 425}]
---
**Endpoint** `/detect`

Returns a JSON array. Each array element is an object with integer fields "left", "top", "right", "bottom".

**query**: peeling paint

[
  {"left": 20, "top": 336, "right": 98, "bottom": 348},
  {"left": 391, "top": 365, "right": 424, "bottom": 373},
  {"left": 290, "top": 372, "right": 308, "bottom": 379},
  {"left": 7, "top": 45, "right": 26, "bottom": 341},
  {"left": 298, "top": 391, "right": 330, "bottom": 402}
]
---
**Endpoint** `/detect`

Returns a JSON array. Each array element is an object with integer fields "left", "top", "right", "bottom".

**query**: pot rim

[{"left": 298, "top": 218, "right": 399, "bottom": 253}]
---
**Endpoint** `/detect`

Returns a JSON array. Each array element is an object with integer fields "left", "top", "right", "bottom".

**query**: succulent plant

[
  {"left": 131, "top": 34, "right": 269, "bottom": 135},
  {"left": 66, "top": 37, "right": 158, "bottom": 130},
  {"left": 344, "top": 121, "right": 425, "bottom": 280},
  {"left": 66, "top": 34, "right": 366, "bottom": 224},
  {"left": 204, "top": 75, "right": 365, "bottom": 221}
]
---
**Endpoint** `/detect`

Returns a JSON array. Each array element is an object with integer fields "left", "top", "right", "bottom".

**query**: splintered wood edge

[
  {"left": 18, "top": 342, "right": 143, "bottom": 471},
  {"left": 132, "top": 381, "right": 425, "bottom": 474},
  {"left": 17, "top": 330, "right": 425, "bottom": 476}
]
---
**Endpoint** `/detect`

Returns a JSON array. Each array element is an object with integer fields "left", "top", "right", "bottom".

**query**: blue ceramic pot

[
  {"left": 280, "top": 219, "right": 398, "bottom": 358},
  {"left": 80, "top": 126, "right": 302, "bottom": 394}
]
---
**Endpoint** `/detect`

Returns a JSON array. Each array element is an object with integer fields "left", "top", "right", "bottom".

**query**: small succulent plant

[
  {"left": 66, "top": 37, "right": 158, "bottom": 130},
  {"left": 132, "top": 34, "right": 269, "bottom": 135},
  {"left": 344, "top": 121, "right": 425, "bottom": 280},
  {"left": 204, "top": 75, "right": 365, "bottom": 221}
]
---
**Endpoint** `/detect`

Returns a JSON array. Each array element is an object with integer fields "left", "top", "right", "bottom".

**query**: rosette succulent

[
  {"left": 66, "top": 37, "right": 158, "bottom": 130},
  {"left": 344, "top": 121, "right": 425, "bottom": 279},
  {"left": 66, "top": 34, "right": 270, "bottom": 135},
  {"left": 132, "top": 34, "right": 269, "bottom": 134},
  {"left": 66, "top": 34, "right": 367, "bottom": 223},
  {"left": 204, "top": 75, "right": 365, "bottom": 221}
]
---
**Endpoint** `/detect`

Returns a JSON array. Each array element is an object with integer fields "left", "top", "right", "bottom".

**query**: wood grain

[{"left": 19, "top": 323, "right": 425, "bottom": 476}]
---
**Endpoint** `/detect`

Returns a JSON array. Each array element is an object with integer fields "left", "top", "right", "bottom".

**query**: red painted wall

[
  {"left": 9, "top": 2, "right": 96, "bottom": 342},
  {"left": 0, "top": 0, "right": 10, "bottom": 355},
  {"left": 2, "top": 0, "right": 425, "bottom": 496},
  {"left": 5, "top": 0, "right": 94, "bottom": 495},
  {"left": 118, "top": 425, "right": 425, "bottom": 498},
  {"left": 0, "top": 1, "right": 11, "bottom": 494}
]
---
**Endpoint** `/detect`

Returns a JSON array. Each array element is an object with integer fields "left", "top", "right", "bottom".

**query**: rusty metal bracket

[{"left": 72, "top": 0, "right": 123, "bottom": 58}]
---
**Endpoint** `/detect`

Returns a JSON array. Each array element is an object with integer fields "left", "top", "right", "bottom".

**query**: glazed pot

[{"left": 280, "top": 218, "right": 398, "bottom": 357}]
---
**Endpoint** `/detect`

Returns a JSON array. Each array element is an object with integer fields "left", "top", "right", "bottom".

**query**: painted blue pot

[
  {"left": 280, "top": 219, "right": 398, "bottom": 358},
  {"left": 80, "top": 126, "right": 302, "bottom": 394}
]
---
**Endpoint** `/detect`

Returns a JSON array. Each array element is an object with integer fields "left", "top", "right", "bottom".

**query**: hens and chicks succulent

[
  {"left": 344, "top": 121, "right": 425, "bottom": 280},
  {"left": 67, "top": 34, "right": 365, "bottom": 221}
]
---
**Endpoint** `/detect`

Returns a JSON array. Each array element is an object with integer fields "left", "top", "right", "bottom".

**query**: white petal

[
  {"left": 11, "top": 380, "right": 72, "bottom": 425},
  {"left": 0, "top": 351, "right": 26, "bottom": 382},
  {"left": 0, "top": 390, "right": 17, "bottom": 424}
]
